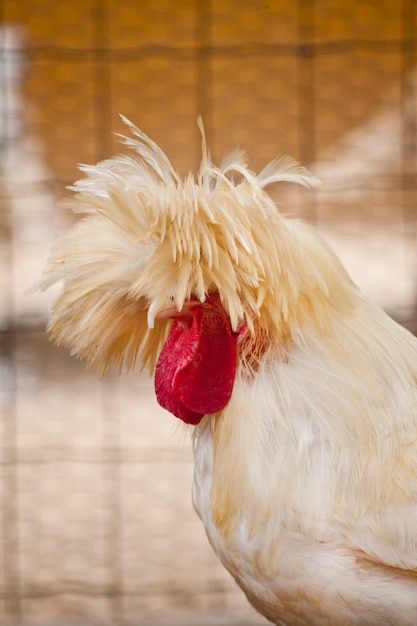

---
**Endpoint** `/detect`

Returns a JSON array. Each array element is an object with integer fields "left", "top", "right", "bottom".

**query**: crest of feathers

[{"left": 41, "top": 116, "right": 354, "bottom": 374}]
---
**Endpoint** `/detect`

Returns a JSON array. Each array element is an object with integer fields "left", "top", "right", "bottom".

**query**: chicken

[{"left": 41, "top": 117, "right": 417, "bottom": 625}]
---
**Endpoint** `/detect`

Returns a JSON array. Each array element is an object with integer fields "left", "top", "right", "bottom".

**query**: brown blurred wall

[{"left": 2, "top": 0, "right": 415, "bottom": 193}]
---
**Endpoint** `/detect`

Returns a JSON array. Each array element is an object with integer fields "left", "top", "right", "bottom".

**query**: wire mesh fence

[{"left": 0, "top": 1, "right": 416, "bottom": 625}]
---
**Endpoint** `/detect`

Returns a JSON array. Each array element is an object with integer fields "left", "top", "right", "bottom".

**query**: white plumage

[{"left": 42, "top": 118, "right": 417, "bottom": 625}]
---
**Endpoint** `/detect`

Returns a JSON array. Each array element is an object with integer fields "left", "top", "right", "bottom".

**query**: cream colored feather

[{"left": 42, "top": 118, "right": 417, "bottom": 625}]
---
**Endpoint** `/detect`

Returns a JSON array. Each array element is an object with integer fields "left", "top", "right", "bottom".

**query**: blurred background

[{"left": 0, "top": 1, "right": 416, "bottom": 625}]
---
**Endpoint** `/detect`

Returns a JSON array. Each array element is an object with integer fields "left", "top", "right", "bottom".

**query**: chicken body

[
  {"left": 42, "top": 118, "right": 417, "bottom": 625},
  {"left": 193, "top": 298, "right": 417, "bottom": 624}
]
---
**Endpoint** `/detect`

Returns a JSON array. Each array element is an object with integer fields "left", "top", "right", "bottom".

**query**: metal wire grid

[{"left": 0, "top": 1, "right": 416, "bottom": 625}]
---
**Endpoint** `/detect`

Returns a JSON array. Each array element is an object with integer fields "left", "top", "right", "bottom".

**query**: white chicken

[{"left": 42, "top": 117, "right": 417, "bottom": 625}]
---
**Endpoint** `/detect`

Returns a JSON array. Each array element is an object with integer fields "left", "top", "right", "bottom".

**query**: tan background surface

[{"left": 0, "top": 2, "right": 416, "bottom": 624}]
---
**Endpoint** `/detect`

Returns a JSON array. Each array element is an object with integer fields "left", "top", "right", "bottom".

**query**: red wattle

[{"left": 154, "top": 296, "right": 237, "bottom": 425}]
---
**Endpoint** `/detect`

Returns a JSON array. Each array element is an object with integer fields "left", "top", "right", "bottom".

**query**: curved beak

[
  {"left": 147, "top": 297, "right": 205, "bottom": 329},
  {"left": 155, "top": 298, "right": 203, "bottom": 321}
]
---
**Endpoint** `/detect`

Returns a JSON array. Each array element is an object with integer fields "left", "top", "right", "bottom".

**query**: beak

[
  {"left": 155, "top": 299, "right": 203, "bottom": 320},
  {"left": 147, "top": 297, "right": 204, "bottom": 329},
  {"left": 147, "top": 294, "right": 249, "bottom": 344}
]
